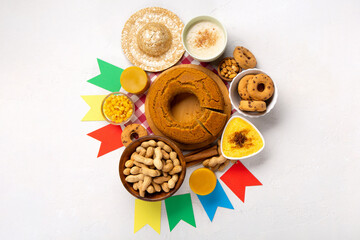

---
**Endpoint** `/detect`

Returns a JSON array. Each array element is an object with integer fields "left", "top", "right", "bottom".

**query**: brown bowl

[
  {"left": 217, "top": 57, "right": 241, "bottom": 82},
  {"left": 119, "top": 135, "right": 186, "bottom": 201}
]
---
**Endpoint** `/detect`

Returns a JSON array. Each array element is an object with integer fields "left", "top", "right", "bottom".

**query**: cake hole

[
  {"left": 170, "top": 93, "right": 201, "bottom": 123},
  {"left": 130, "top": 132, "right": 139, "bottom": 141},
  {"left": 257, "top": 83, "right": 265, "bottom": 92}
]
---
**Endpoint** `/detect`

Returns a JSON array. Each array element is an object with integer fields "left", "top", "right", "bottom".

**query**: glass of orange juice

[
  {"left": 120, "top": 66, "right": 149, "bottom": 95},
  {"left": 189, "top": 168, "right": 217, "bottom": 195}
]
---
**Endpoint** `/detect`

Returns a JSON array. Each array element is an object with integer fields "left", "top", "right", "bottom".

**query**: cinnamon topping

[{"left": 194, "top": 28, "right": 218, "bottom": 48}]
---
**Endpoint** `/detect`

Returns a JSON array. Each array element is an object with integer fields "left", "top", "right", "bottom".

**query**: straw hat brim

[{"left": 121, "top": 7, "right": 185, "bottom": 72}]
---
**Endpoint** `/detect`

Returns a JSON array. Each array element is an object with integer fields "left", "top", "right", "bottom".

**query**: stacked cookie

[{"left": 238, "top": 73, "right": 274, "bottom": 112}]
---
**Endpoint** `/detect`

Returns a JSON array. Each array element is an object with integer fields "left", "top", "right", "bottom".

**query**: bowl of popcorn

[
  {"left": 101, "top": 92, "right": 134, "bottom": 125},
  {"left": 119, "top": 135, "right": 186, "bottom": 201}
]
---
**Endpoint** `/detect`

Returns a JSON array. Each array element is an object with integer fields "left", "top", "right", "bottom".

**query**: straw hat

[{"left": 121, "top": 7, "right": 185, "bottom": 72}]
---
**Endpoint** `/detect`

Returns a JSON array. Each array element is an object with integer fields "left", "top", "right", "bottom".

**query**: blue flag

[{"left": 197, "top": 180, "right": 234, "bottom": 221}]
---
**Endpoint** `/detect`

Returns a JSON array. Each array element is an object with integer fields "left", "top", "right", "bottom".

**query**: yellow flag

[
  {"left": 134, "top": 199, "right": 161, "bottom": 234},
  {"left": 81, "top": 95, "right": 106, "bottom": 121}
]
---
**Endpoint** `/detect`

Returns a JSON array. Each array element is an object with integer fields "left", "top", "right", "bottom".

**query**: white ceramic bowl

[
  {"left": 220, "top": 115, "right": 265, "bottom": 160},
  {"left": 181, "top": 16, "right": 227, "bottom": 62},
  {"left": 229, "top": 68, "right": 278, "bottom": 118}
]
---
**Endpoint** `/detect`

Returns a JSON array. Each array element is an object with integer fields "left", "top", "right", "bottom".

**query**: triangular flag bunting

[
  {"left": 220, "top": 161, "right": 262, "bottom": 202},
  {"left": 87, "top": 124, "right": 123, "bottom": 157},
  {"left": 165, "top": 193, "right": 196, "bottom": 231},
  {"left": 134, "top": 199, "right": 161, "bottom": 234},
  {"left": 87, "top": 59, "right": 123, "bottom": 92},
  {"left": 197, "top": 180, "right": 234, "bottom": 221},
  {"left": 81, "top": 95, "right": 106, "bottom": 121}
]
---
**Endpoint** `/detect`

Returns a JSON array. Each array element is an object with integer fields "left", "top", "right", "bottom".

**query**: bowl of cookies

[
  {"left": 119, "top": 135, "right": 186, "bottom": 201},
  {"left": 229, "top": 69, "right": 278, "bottom": 118}
]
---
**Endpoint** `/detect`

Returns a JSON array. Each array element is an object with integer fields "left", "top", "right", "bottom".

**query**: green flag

[
  {"left": 87, "top": 59, "right": 123, "bottom": 92},
  {"left": 165, "top": 193, "right": 196, "bottom": 231}
]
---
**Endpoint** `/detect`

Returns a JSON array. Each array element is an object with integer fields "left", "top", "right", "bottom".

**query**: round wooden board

[{"left": 145, "top": 64, "right": 232, "bottom": 150}]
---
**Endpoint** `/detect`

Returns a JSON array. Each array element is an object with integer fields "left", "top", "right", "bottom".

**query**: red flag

[
  {"left": 220, "top": 161, "right": 262, "bottom": 202},
  {"left": 87, "top": 124, "right": 124, "bottom": 157}
]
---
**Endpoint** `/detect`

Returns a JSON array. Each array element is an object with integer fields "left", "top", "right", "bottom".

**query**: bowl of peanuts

[
  {"left": 119, "top": 135, "right": 186, "bottom": 201},
  {"left": 217, "top": 57, "right": 241, "bottom": 82},
  {"left": 101, "top": 92, "right": 134, "bottom": 125}
]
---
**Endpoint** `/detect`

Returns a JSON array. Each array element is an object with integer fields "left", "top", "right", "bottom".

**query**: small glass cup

[{"left": 101, "top": 92, "right": 134, "bottom": 125}]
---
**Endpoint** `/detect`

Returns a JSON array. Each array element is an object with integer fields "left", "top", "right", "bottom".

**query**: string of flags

[
  {"left": 81, "top": 59, "right": 263, "bottom": 234},
  {"left": 134, "top": 162, "right": 261, "bottom": 233}
]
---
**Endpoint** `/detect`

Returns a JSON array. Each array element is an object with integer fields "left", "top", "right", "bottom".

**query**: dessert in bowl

[
  {"left": 221, "top": 115, "right": 265, "bottom": 160},
  {"left": 182, "top": 16, "right": 227, "bottom": 62}
]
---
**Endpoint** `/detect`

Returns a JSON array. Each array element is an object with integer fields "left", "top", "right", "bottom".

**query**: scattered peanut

[
  {"left": 202, "top": 159, "right": 210, "bottom": 167},
  {"left": 208, "top": 155, "right": 227, "bottom": 168},
  {"left": 201, "top": 141, "right": 234, "bottom": 172},
  {"left": 218, "top": 159, "right": 230, "bottom": 171},
  {"left": 211, "top": 164, "right": 220, "bottom": 171}
]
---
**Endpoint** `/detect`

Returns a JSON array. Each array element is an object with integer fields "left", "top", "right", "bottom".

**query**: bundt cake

[{"left": 146, "top": 65, "right": 228, "bottom": 145}]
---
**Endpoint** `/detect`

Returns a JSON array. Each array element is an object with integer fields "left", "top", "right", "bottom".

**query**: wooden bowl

[
  {"left": 119, "top": 135, "right": 186, "bottom": 201},
  {"left": 217, "top": 57, "right": 241, "bottom": 82}
]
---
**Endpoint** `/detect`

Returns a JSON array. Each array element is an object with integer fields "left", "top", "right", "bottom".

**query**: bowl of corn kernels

[{"left": 101, "top": 92, "right": 134, "bottom": 125}]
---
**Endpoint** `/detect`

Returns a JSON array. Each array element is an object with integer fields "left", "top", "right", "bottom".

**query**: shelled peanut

[
  {"left": 219, "top": 58, "right": 241, "bottom": 79},
  {"left": 123, "top": 140, "right": 182, "bottom": 197}
]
